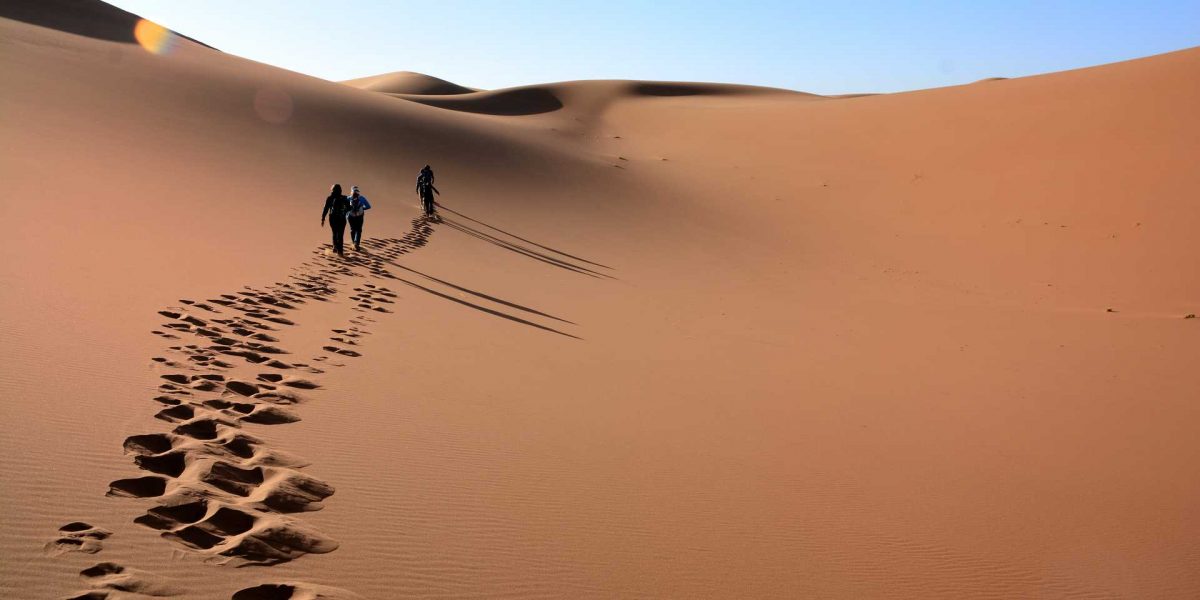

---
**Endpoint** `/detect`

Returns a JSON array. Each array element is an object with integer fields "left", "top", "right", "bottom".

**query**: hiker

[
  {"left": 416, "top": 164, "right": 439, "bottom": 217},
  {"left": 321, "top": 183, "right": 351, "bottom": 256},
  {"left": 347, "top": 185, "right": 372, "bottom": 251}
]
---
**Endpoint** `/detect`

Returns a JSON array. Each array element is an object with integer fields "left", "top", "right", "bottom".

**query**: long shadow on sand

[
  {"left": 437, "top": 205, "right": 612, "bottom": 270},
  {"left": 343, "top": 215, "right": 585, "bottom": 339},
  {"left": 435, "top": 206, "right": 615, "bottom": 280}
]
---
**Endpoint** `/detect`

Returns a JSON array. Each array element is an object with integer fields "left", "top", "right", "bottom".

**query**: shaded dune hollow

[
  {"left": 396, "top": 86, "right": 565, "bottom": 116},
  {"left": 384, "top": 79, "right": 804, "bottom": 116}
]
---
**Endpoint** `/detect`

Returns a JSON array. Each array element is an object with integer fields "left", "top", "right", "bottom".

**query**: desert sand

[{"left": 2, "top": 1, "right": 1199, "bottom": 598}]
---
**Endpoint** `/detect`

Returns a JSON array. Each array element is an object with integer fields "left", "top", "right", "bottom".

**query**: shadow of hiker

[
  {"left": 434, "top": 205, "right": 615, "bottom": 278},
  {"left": 327, "top": 215, "right": 584, "bottom": 339}
]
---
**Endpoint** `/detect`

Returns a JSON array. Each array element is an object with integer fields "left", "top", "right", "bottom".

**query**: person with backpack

[
  {"left": 416, "top": 165, "right": 439, "bottom": 217},
  {"left": 321, "top": 183, "right": 351, "bottom": 256},
  {"left": 347, "top": 185, "right": 372, "bottom": 251}
]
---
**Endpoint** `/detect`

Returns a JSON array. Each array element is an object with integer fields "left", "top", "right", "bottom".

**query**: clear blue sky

[{"left": 107, "top": 1, "right": 1198, "bottom": 95}]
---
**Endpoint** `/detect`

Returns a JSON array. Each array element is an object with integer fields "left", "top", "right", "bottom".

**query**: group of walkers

[{"left": 321, "top": 165, "right": 440, "bottom": 256}]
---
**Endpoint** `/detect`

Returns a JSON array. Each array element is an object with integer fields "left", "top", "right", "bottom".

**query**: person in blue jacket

[{"left": 347, "top": 185, "right": 372, "bottom": 251}]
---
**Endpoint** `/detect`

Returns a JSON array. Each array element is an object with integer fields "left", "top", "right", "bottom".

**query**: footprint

[
  {"left": 222, "top": 349, "right": 271, "bottom": 364},
  {"left": 225, "top": 380, "right": 261, "bottom": 397},
  {"left": 78, "top": 562, "right": 181, "bottom": 597},
  {"left": 146, "top": 500, "right": 337, "bottom": 566},
  {"left": 174, "top": 418, "right": 227, "bottom": 440},
  {"left": 204, "top": 399, "right": 257, "bottom": 415},
  {"left": 108, "top": 476, "right": 168, "bottom": 498},
  {"left": 135, "top": 497, "right": 209, "bottom": 531},
  {"left": 164, "top": 506, "right": 258, "bottom": 550},
  {"left": 232, "top": 582, "right": 362, "bottom": 599},
  {"left": 252, "top": 389, "right": 306, "bottom": 406},
  {"left": 218, "top": 434, "right": 259, "bottom": 459},
  {"left": 201, "top": 462, "right": 264, "bottom": 497},
  {"left": 254, "top": 375, "right": 320, "bottom": 390},
  {"left": 256, "top": 472, "right": 335, "bottom": 513},
  {"left": 45, "top": 522, "right": 111, "bottom": 556},
  {"left": 282, "top": 378, "right": 320, "bottom": 389},
  {"left": 191, "top": 380, "right": 222, "bottom": 392},
  {"left": 133, "top": 451, "right": 188, "bottom": 478},
  {"left": 217, "top": 519, "right": 338, "bottom": 566},
  {"left": 154, "top": 404, "right": 195, "bottom": 423},
  {"left": 244, "top": 342, "right": 288, "bottom": 355},
  {"left": 124, "top": 433, "right": 175, "bottom": 455},
  {"left": 240, "top": 405, "right": 301, "bottom": 425}
]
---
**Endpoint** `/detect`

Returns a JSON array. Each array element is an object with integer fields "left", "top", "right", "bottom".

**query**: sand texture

[{"left": 2, "top": 2, "right": 1199, "bottom": 598}]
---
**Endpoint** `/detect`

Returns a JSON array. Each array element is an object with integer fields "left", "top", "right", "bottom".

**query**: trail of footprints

[{"left": 57, "top": 229, "right": 435, "bottom": 598}]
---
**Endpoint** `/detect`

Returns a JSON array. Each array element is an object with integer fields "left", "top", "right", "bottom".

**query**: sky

[{"left": 107, "top": 1, "right": 1199, "bottom": 95}]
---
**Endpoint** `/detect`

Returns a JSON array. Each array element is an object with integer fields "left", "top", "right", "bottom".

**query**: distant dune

[
  {"left": 387, "top": 79, "right": 812, "bottom": 117},
  {"left": 3, "top": 1, "right": 1199, "bottom": 599},
  {"left": 341, "top": 71, "right": 476, "bottom": 95},
  {"left": 342, "top": 72, "right": 814, "bottom": 117}
]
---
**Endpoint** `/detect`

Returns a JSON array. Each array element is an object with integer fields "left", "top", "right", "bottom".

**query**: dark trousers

[
  {"left": 421, "top": 190, "right": 435, "bottom": 215},
  {"left": 348, "top": 215, "right": 364, "bottom": 247},
  {"left": 329, "top": 217, "right": 346, "bottom": 254}
]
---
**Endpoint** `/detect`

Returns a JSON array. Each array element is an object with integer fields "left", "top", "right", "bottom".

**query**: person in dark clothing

[
  {"left": 347, "top": 185, "right": 372, "bottom": 251},
  {"left": 321, "top": 183, "right": 351, "bottom": 255},
  {"left": 416, "top": 165, "right": 438, "bottom": 217}
]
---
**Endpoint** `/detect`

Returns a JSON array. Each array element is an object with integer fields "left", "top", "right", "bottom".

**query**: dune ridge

[
  {"left": 341, "top": 71, "right": 476, "bottom": 95},
  {"left": 0, "top": 0, "right": 214, "bottom": 48},
  {"left": 386, "top": 79, "right": 816, "bottom": 117}
]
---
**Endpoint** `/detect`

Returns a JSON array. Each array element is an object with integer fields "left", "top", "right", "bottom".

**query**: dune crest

[
  {"left": 0, "top": 0, "right": 213, "bottom": 48},
  {"left": 392, "top": 79, "right": 813, "bottom": 118},
  {"left": 341, "top": 70, "right": 476, "bottom": 95}
]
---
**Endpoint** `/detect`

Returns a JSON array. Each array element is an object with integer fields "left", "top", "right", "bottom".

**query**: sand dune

[
  {"left": 384, "top": 79, "right": 810, "bottom": 117},
  {"left": 0, "top": 0, "right": 212, "bottom": 48},
  {"left": 342, "top": 71, "right": 476, "bottom": 96},
  {"left": 2, "top": 1, "right": 1199, "bottom": 598}
]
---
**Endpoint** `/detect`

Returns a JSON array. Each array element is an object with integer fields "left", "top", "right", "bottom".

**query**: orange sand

[{"left": 2, "top": 2, "right": 1199, "bottom": 598}]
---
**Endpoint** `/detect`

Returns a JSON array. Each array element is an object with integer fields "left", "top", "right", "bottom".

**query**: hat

[{"left": 351, "top": 185, "right": 360, "bottom": 193}]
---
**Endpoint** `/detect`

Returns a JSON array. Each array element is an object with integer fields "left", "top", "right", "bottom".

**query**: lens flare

[{"left": 133, "top": 19, "right": 176, "bottom": 55}]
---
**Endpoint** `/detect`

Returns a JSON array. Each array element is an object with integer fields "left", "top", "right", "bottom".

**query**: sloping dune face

[
  {"left": 3, "top": 2, "right": 1200, "bottom": 599},
  {"left": 0, "top": 0, "right": 212, "bottom": 47},
  {"left": 341, "top": 71, "right": 475, "bottom": 95}
]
